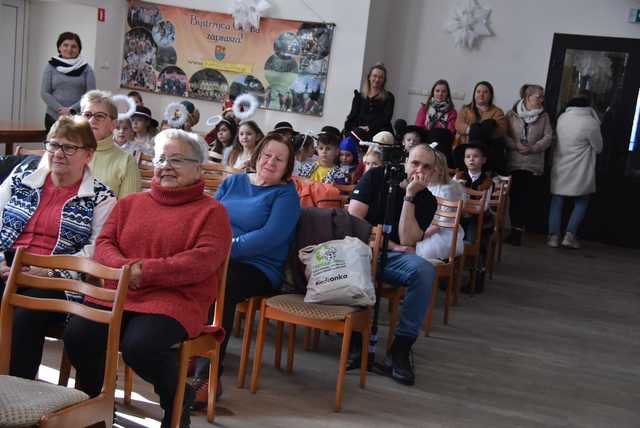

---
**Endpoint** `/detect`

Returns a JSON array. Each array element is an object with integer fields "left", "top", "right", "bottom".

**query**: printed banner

[{"left": 121, "top": 1, "right": 335, "bottom": 116}]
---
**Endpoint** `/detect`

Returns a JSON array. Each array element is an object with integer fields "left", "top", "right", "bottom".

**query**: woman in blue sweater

[{"left": 191, "top": 132, "right": 300, "bottom": 406}]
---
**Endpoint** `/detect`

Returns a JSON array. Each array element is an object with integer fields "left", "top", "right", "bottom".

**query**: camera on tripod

[{"left": 379, "top": 141, "right": 407, "bottom": 184}]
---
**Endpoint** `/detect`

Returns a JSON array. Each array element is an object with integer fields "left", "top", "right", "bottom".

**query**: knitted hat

[
  {"left": 339, "top": 137, "right": 359, "bottom": 164},
  {"left": 372, "top": 131, "right": 394, "bottom": 146}
]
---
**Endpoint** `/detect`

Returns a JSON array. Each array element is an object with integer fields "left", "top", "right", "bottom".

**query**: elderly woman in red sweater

[{"left": 64, "top": 128, "right": 232, "bottom": 428}]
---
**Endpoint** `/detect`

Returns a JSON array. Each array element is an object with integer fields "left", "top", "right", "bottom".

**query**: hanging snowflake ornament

[
  {"left": 444, "top": 0, "right": 492, "bottom": 49},
  {"left": 231, "top": 0, "right": 271, "bottom": 32}
]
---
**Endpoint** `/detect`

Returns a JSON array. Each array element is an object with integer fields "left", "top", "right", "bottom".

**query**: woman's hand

[
  {"left": 24, "top": 266, "right": 50, "bottom": 277},
  {"left": 57, "top": 107, "right": 72, "bottom": 115},
  {"left": 424, "top": 224, "right": 440, "bottom": 238},
  {"left": 1, "top": 261, "right": 10, "bottom": 281},
  {"left": 516, "top": 143, "right": 531, "bottom": 155},
  {"left": 129, "top": 261, "right": 143, "bottom": 290},
  {"left": 359, "top": 125, "right": 370, "bottom": 132}
]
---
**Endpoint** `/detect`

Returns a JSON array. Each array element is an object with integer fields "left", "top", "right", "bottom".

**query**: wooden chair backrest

[
  {"left": 461, "top": 187, "right": 487, "bottom": 250},
  {"left": 14, "top": 145, "right": 45, "bottom": 157},
  {"left": 433, "top": 197, "right": 464, "bottom": 263},
  {"left": 369, "top": 225, "right": 383, "bottom": 281},
  {"left": 203, "top": 176, "right": 224, "bottom": 195},
  {"left": 0, "top": 248, "right": 130, "bottom": 395},
  {"left": 201, "top": 162, "right": 241, "bottom": 178},
  {"left": 334, "top": 184, "right": 356, "bottom": 207},
  {"left": 137, "top": 152, "right": 154, "bottom": 170},
  {"left": 140, "top": 168, "right": 154, "bottom": 191}
]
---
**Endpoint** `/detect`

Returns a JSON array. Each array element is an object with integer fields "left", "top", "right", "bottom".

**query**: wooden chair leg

[
  {"left": 469, "top": 255, "right": 479, "bottom": 295},
  {"left": 124, "top": 364, "right": 133, "bottom": 405},
  {"left": 423, "top": 273, "right": 440, "bottom": 336},
  {"left": 312, "top": 329, "right": 320, "bottom": 351},
  {"left": 233, "top": 309, "right": 242, "bottom": 337},
  {"left": 497, "top": 231, "right": 504, "bottom": 262},
  {"left": 58, "top": 349, "right": 71, "bottom": 386},
  {"left": 359, "top": 311, "right": 371, "bottom": 388},
  {"left": 237, "top": 297, "right": 257, "bottom": 388},
  {"left": 250, "top": 302, "right": 268, "bottom": 393},
  {"left": 453, "top": 254, "right": 466, "bottom": 306},
  {"left": 207, "top": 348, "right": 221, "bottom": 422},
  {"left": 274, "top": 321, "right": 284, "bottom": 370},
  {"left": 444, "top": 272, "right": 454, "bottom": 325},
  {"left": 386, "top": 295, "right": 400, "bottom": 352},
  {"left": 303, "top": 327, "right": 312, "bottom": 351},
  {"left": 286, "top": 324, "right": 296, "bottom": 373},
  {"left": 487, "top": 234, "right": 497, "bottom": 280},
  {"left": 335, "top": 316, "right": 353, "bottom": 412},
  {"left": 170, "top": 342, "right": 191, "bottom": 428}
]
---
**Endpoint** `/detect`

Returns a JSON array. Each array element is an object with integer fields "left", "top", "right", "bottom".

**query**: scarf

[
  {"left": 515, "top": 99, "right": 544, "bottom": 144},
  {"left": 427, "top": 100, "right": 451, "bottom": 129},
  {"left": 48, "top": 56, "right": 88, "bottom": 77}
]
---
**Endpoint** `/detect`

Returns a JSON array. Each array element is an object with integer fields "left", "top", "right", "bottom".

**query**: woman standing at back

[
  {"left": 41, "top": 32, "right": 96, "bottom": 131},
  {"left": 415, "top": 79, "right": 457, "bottom": 135},
  {"left": 504, "top": 84, "right": 553, "bottom": 245},
  {"left": 548, "top": 93, "right": 602, "bottom": 249},
  {"left": 343, "top": 63, "right": 395, "bottom": 141}
]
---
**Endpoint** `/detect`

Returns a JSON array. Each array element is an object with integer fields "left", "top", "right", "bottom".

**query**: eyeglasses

[
  {"left": 152, "top": 155, "right": 200, "bottom": 169},
  {"left": 43, "top": 140, "right": 85, "bottom": 156},
  {"left": 81, "top": 111, "right": 111, "bottom": 122}
]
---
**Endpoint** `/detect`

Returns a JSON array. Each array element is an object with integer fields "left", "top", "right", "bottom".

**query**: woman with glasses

[
  {"left": 41, "top": 32, "right": 96, "bottom": 131},
  {"left": 504, "top": 84, "right": 553, "bottom": 246},
  {"left": 0, "top": 115, "right": 116, "bottom": 380},
  {"left": 79, "top": 90, "right": 141, "bottom": 198},
  {"left": 64, "top": 129, "right": 232, "bottom": 428},
  {"left": 189, "top": 132, "right": 301, "bottom": 408}
]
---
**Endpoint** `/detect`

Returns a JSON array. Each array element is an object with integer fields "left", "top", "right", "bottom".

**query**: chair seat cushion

[
  {"left": 0, "top": 375, "right": 88, "bottom": 427},
  {"left": 266, "top": 294, "right": 360, "bottom": 320}
]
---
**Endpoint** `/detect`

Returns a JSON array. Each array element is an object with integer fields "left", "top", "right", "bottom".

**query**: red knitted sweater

[{"left": 92, "top": 179, "right": 232, "bottom": 338}]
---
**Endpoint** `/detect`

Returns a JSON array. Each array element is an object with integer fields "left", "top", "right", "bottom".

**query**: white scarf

[
  {"left": 51, "top": 56, "right": 88, "bottom": 74},
  {"left": 516, "top": 99, "right": 543, "bottom": 124}
]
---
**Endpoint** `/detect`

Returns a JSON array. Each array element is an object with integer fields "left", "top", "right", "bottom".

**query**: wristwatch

[{"left": 403, "top": 194, "right": 415, "bottom": 203}]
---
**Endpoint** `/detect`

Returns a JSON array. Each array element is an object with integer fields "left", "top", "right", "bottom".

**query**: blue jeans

[
  {"left": 382, "top": 251, "right": 436, "bottom": 338},
  {"left": 548, "top": 194, "right": 589, "bottom": 236}
]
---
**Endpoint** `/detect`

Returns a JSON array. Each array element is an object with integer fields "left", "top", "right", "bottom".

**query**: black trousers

[
  {"left": 509, "top": 169, "right": 544, "bottom": 229},
  {"left": 2, "top": 286, "right": 67, "bottom": 379},
  {"left": 194, "top": 260, "right": 273, "bottom": 379},
  {"left": 64, "top": 308, "right": 187, "bottom": 415}
]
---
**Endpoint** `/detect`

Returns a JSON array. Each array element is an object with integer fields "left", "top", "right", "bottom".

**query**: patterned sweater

[{"left": 0, "top": 163, "right": 116, "bottom": 278}]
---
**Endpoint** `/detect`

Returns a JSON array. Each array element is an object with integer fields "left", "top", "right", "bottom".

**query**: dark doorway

[{"left": 543, "top": 33, "right": 640, "bottom": 247}]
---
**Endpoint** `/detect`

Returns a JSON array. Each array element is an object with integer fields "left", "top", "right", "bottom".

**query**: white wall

[
  {"left": 382, "top": 0, "right": 640, "bottom": 124},
  {"left": 362, "top": 0, "right": 391, "bottom": 82},
  {"left": 23, "top": 0, "right": 372, "bottom": 134},
  {"left": 24, "top": 0, "right": 97, "bottom": 125}
]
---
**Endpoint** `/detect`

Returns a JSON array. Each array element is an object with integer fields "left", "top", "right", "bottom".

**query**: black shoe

[
  {"left": 346, "top": 333, "right": 362, "bottom": 371},
  {"left": 161, "top": 384, "right": 194, "bottom": 428},
  {"left": 383, "top": 335, "right": 416, "bottom": 386}
]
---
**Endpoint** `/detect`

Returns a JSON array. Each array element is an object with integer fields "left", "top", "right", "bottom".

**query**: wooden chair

[
  {"left": 139, "top": 168, "right": 154, "bottom": 191},
  {"left": 136, "top": 152, "right": 154, "bottom": 170},
  {"left": 13, "top": 145, "right": 45, "bottom": 156},
  {"left": 123, "top": 249, "right": 231, "bottom": 426},
  {"left": 486, "top": 177, "right": 511, "bottom": 279},
  {"left": 486, "top": 176, "right": 512, "bottom": 278},
  {"left": 201, "top": 162, "right": 241, "bottom": 178},
  {"left": 454, "top": 188, "right": 488, "bottom": 303},
  {"left": 423, "top": 197, "right": 464, "bottom": 334},
  {"left": 0, "top": 248, "right": 130, "bottom": 428},
  {"left": 250, "top": 226, "right": 382, "bottom": 412}
]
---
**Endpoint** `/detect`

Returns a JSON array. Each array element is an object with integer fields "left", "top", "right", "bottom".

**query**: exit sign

[{"left": 628, "top": 8, "right": 640, "bottom": 23}]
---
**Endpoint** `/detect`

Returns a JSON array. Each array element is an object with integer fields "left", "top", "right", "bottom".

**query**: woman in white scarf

[
  {"left": 41, "top": 32, "right": 96, "bottom": 131},
  {"left": 504, "top": 84, "right": 553, "bottom": 245}
]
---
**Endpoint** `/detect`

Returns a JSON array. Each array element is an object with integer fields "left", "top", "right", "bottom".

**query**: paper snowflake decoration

[
  {"left": 444, "top": 0, "right": 492, "bottom": 49},
  {"left": 231, "top": 0, "right": 271, "bottom": 32}
]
